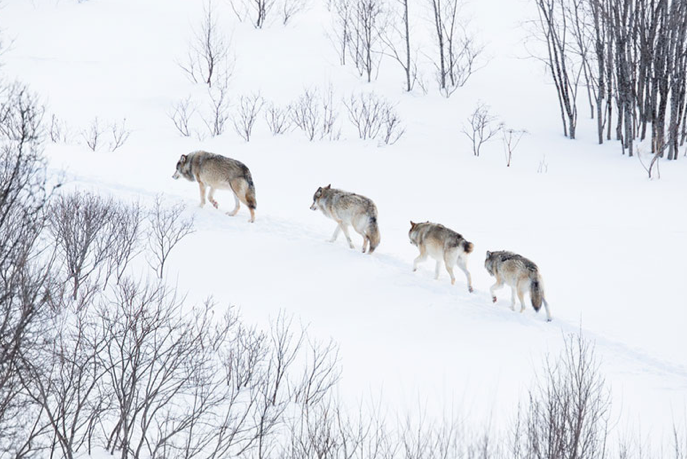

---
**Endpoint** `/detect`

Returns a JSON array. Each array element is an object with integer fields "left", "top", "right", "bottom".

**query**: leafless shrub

[
  {"left": 502, "top": 126, "right": 527, "bottom": 167},
  {"left": 344, "top": 92, "right": 404, "bottom": 144},
  {"left": 293, "top": 337, "right": 341, "bottom": 407},
  {"left": 108, "top": 118, "right": 130, "bottom": 152},
  {"left": 99, "top": 278, "right": 198, "bottom": 458},
  {"left": 169, "top": 96, "right": 198, "bottom": 137},
  {"left": 49, "top": 114, "right": 71, "bottom": 143},
  {"left": 80, "top": 117, "right": 104, "bottom": 152},
  {"left": 18, "top": 305, "right": 108, "bottom": 459},
  {"left": 290, "top": 88, "right": 321, "bottom": 141},
  {"left": 321, "top": 85, "right": 341, "bottom": 140},
  {"left": 105, "top": 201, "right": 144, "bottom": 286},
  {"left": 180, "top": 0, "right": 235, "bottom": 87},
  {"left": 512, "top": 333, "right": 611, "bottom": 459},
  {"left": 233, "top": 93, "right": 264, "bottom": 141},
  {"left": 231, "top": 0, "right": 276, "bottom": 28},
  {"left": 49, "top": 192, "right": 122, "bottom": 301},
  {"left": 265, "top": 102, "right": 292, "bottom": 135},
  {"left": 281, "top": 0, "right": 309, "bottom": 25},
  {"left": 146, "top": 196, "right": 195, "bottom": 279},
  {"left": 202, "top": 76, "right": 231, "bottom": 137},
  {"left": 0, "top": 83, "right": 55, "bottom": 459},
  {"left": 462, "top": 102, "right": 501, "bottom": 156}
]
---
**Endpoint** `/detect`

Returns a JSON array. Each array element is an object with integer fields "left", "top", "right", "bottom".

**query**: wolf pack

[{"left": 173, "top": 150, "right": 553, "bottom": 322}]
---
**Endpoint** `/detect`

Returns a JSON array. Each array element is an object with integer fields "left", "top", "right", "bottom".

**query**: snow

[{"left": 2, "top": 0, "right": 686, "bottom": 441}]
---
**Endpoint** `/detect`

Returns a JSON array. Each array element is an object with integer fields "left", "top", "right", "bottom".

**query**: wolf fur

[
  {"left": 173, "top": 151, "right": 257, "bottom": 222},
  {"left": 484, "top": 250, "right": 552, "bottom": 321},
  {"left": 408, "top": 221, "right": 474, "bottom": 292},
  {"left": 310, "top": 185, "right": 380, "bottom": 254}
]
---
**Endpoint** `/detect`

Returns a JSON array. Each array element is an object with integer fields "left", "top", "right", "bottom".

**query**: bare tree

[
  {"left": 80, "top": 117, "right": 104, "bottom": 152},
  {"left": 108, "top": 118, "right": 130, "bottom": 152},
  {"left": 290, "top": 88, "right": 321, "bottom": 141},
  {"left": 429, "top": 0, "right": 484, "bottom": 97},
  {"left": 328, "top": 0, "right": 355, "bottom": 65},
  {"left": 349, "top": 0, "right": 386, "bottom": 82},
  {"left": 233, "top": 93, "right": 265, "bottom": 141},
  {"left": 48, "top": 192, "right": 120, "bottom": 301},
  {"left": 265, "top": 102, "right": 292, "bottom": 135},
  {"left": 281, "top": 0, "right": 309, "bottom": 25},
  {"left": 202, "top": 76, "right": 232, "bottom": 137},
  {"left": 18, "top": 305, "right": 108, "bottom": 459},
  {"left": 380, "top": 0, "right": 416, "bottom": 91},
  {"left": 169, "top": 96, "right": 198, "bottom": 137},
  {"left": 48, "top": 114, "right": 71, "bottom": 143},
  {"left": 146, "top": 196, "right": 195, "bottom": 279},
  {"left": 180, "top": 0, "right": 234, "bottom": 87},
  {"left": 344, "top": 92, "right": 404, "bottom": 144},
  {"left": 461, "top": 102, "right": 501, "bottom": 156},
  {"left": 513, "top": 333, "right": 610, "bottom": 459},
  {"left": 0, "top": 82, "right": 55, "bottom": 459}
]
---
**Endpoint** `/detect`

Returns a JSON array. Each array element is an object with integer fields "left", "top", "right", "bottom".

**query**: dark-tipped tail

[
  {"left": 462, "top": 240, "right": 474, "bottom": 254},
  {"left": 245, "top": 180, "right": 257, "bottom": 210},
  {"left": 367, "top": 217, "right": 380, "bottom": 254},
  {"left": 530, "top": 278, "right": 543, "bottom": 312}
]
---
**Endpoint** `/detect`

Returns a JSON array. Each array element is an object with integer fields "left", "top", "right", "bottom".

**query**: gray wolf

[
  {"left": 484, "top": 250, "right": 552, "bottom": 321},
  {"left": 408, "top": 221, "right": 474, "bottom": 292},
  {"left": 172, "top": 151, "right": 257, "bottom": 222},
  {"left": 310, "top": 184, "right": 380, "bottom": 254}
]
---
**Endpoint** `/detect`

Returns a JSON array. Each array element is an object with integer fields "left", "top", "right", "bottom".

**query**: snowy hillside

[{"left": 1, "top": 0, "right": 686, "bottom": 450}]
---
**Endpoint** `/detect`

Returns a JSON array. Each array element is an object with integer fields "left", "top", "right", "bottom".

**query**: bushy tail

[
  {"left": 367, "top": 217, "right": 381, "bottom": 254},
  {"left": 244, "top": 175, "right": 257, "bottom": 210},
  {"left": 462, "top": 240, "right": 474, "bottom": 254},
  {"left": 530, "top": 276, "right": 543, "bottom": 312}
]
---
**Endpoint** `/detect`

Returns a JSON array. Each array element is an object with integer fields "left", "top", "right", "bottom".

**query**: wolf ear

[
  {"left": 410, "top": 220, "right": 416, "bottom": 227},
  {"left": 179, "top": 154, "right": 187, "bottom": 164},
  {"left": 486, "top": 250, "right": 491, "bottom": 257},
  {"left": 325, "top": 184, "right": 331, "bottom": 189}
]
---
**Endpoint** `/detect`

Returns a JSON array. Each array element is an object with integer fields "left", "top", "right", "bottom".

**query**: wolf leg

[
  {"left": 197, "top": 181, "right": 207, "bottom": 207},
  {"left": 490, "top": 279, "right": 504, "bottom": 303},
  {"left": 510, "top": 288, "right": 517, "bottom": 311},
  {"left": 329, "top": 225, "right": 341, "bottom": 242},
  {"left": 517, "top": 283, "right": 527, "bottom": 312},
  {"left": 434, "top": 260, "right": 443, "bottom": 280},
  {"left": 456, "top": 257, "right": 473, "bottom": 292},
  {"left": 362, "top": 237, "right": 369, "bottom": 253},
  {"left": 227, "top": 192, "right": 240, "bottom": 216},
  {"left": 208, "top": 188, "right": 219, "bottom": 209},
  {"left": 543, "top": 299, "right": 552, "bottom": 322},
  {"left": 413, "top": 249, "right": 428, "bottom": 272},
  {"left": 339, "top": 224, "right": 355, "bottom": 249}
]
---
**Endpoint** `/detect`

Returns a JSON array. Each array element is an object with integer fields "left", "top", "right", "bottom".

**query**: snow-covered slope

[{"left": 2, "top": 0, "right": 686, "bottom": 436}]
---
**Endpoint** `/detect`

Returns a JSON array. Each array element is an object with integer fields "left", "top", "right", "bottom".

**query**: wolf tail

[
  {"left": 366, "top": 216, "right": 381, "bottom": 254},
  {"left": 530, "top": 274, "right": 543, "bottom": 312},
  {"left": 244, "top": 173, "right": 257, "bottom": 210},
  {"left": 462, "top": 240, "right": 474, "bottom": 254}
]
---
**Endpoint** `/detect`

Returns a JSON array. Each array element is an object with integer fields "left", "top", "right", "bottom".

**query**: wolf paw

[
  {"left": 468, "top": 286, "right": 474, "bottom": 293},
  {"left": 211, "top": 200, "right": 219, "bottom": 209},
  {"left": 492, "top": 296, "right": 497, "bottom": 303}
]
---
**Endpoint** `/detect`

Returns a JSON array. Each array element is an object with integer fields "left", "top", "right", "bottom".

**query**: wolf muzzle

[{"left": 172, "top": 171, "right": 180, "bottom": 180}]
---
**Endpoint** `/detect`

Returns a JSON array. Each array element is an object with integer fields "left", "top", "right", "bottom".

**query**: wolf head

[
  {"left": 484, "top": 251, "right": 495, "bottom": 276},
  {"left": 172, "top": 154, "right": 193, "bottom": 181},
  {"left": 310, "top": 184, "right": 331, "bottom": 211},
  {"left": 408, "top": 221, "right": 419, "bottom": 246}
]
